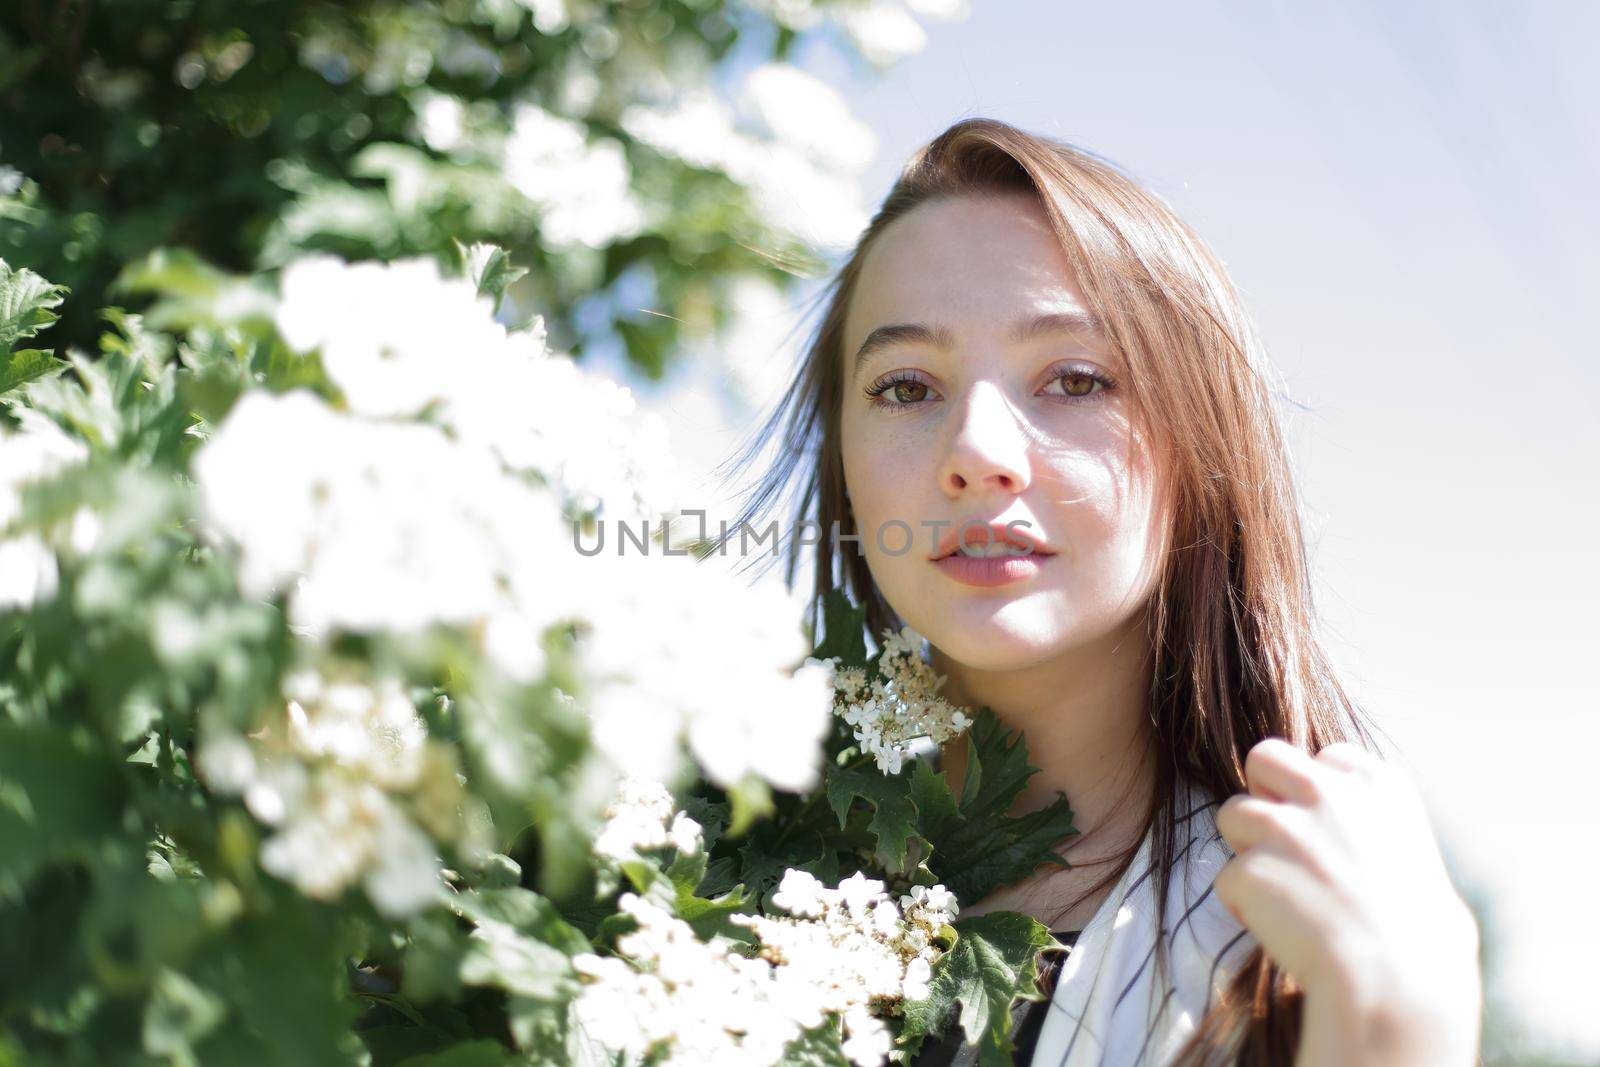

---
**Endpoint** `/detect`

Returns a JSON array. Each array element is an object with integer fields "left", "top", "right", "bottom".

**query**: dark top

[{"left": 908, "top": 928, "right": 1081, "bottom": 1065}]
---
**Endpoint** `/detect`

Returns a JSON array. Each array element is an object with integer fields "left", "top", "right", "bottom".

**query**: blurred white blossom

[
  {"left": 742, "top": 63, "right": 877, "bottom": 176},
  {"left": 577, "top": 551, "right": 834, "bottom": 792},
  {"left": 0, "top": 534, "right": 58, "bottom": 609},
  {"left": 503, "top": 102, "right": 646, "bottom": 249},
  {"left": 202, "top": 251, "right": 832, "bottom": 801},
  {"left": 0, "top": 409, "right": 89, "bottom": 609},
  {"left": 193, "top": 387, "right": 583, "bottom": 668},
  {"left": 270, "top": 252, "right": 680, "bottom": 525},
  {"left": 737, "top": 0, "right": 969, "bottom": 67},
  {"left": 0, "top": 408, "right": 87, "bottom": 531},
  {"left": 592, "top": 776, "right": 703, "bottom": 866},
  {"left": 196, "top": 664, "right": 492, "bottom": 918},
  {"left": 619, "top": 67, "right": 876, "bottom": 250},
  {"left": 275, "top": 254, "right": 506, "bottom": 420},
  {"left": 412, "top": 91, "right": 470, "bottom": 154}
]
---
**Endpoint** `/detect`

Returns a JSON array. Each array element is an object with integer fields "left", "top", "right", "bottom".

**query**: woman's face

[{"left": 839, "top": 193, "right": 1170, "bottom": 671}]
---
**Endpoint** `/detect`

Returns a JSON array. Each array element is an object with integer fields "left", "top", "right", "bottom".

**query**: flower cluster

[
  {"left": 577, "top": 553, "right": 836, "bottom": 792},
  {"left": 809, "top": 625, "right": 975, "bottom": 775},
  {"left": 195, "top": 254, "right": 834, "bottom": 800},
  {"left": 270, "top": 252, "right": 678, "bottom": 524},
  {"left": 591, "top": 776, "right": 703, "bottom": 867},
  {"left": 0, "top": 408, "right": 93, "bottom": 609},
  {"left": 571, "top": 866, "right": 959, "bottom": 1067},
  {"left": 195, "top": 662, "right": 492, "bottom": 917},
  {"left": 733, "top": 869, "right": 960, "bottom": 1064}
]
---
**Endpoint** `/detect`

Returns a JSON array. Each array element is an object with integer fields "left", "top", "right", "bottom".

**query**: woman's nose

[{"left": 938, "top": 381, "right": 1031, "bottom": 496}]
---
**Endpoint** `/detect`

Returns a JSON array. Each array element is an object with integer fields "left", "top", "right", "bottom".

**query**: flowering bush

[{"left": 0, "top": 248, "right": 1076, "bottom": 1065}]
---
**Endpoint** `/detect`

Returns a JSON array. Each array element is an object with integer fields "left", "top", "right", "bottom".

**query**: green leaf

[
  {"left": 452, "top": 240, "right": 527, "bottom": 313},
  {"left": 673, "top": 882, "right": 755, "bottom": 945},
  {"left": 0, "top": 723, "right": 130, "bottom": 889},
  {"left": 897, "top": 912, "right": 1060, "bottom": 1065},
  {"left": 400, "top": 912, "right": 471, "bottom": 1004},
  {"left": 451, "top": 887, "right": 591, "bottom": 957},
  {"left": 825, "top": 763, "right": 921, "bottom": 873},
  {"left": 142, "top": 968, "right": 228, "bottom": 1067},
  {"left": 0, "top": 347, "right": 66, "bottom": 395},
  {"left": 725, "top": 773, "right": 774, "bottom": 837},
  {"left": 0, "top": 257, "right": 67, "bottom": 351},
  {"left": 0, "top": 258, "right": 69, "bottom": 396},
  {"left": 108, "top": 247, "right": 276, "bottom": 334},
  {"left": 393, "top": 1039, "right": 523, "bottom": 1067},
  {"left": 813, "top": 588, "right": 869, "bottom": 669},
  {"left": 911, "top": 710, "right": 1077, "bottom": 904},
  {"left": 782, "top": 1019, "right": 852, "bottom": 1065},
  {"left": 458, "top": 922, "right": 573, "bottom": 1001}
]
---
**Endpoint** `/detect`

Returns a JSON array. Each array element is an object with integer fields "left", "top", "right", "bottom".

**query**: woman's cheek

[{"left": 1036, "top": 451, "right": 1165, "bottom": 614}]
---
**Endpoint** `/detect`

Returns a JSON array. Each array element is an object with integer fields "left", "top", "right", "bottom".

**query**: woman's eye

[
  {"left": 1042, "top": 367, "right": 1114, "bottom": 400},
  {"left": 864, "top": 373, "right": 936, "bottom": 408},
  {"left": 888, "top": 380, "right": 929, "bottom": 403}
]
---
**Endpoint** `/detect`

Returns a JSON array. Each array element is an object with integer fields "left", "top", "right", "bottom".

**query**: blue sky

[{"left": 628, "top": 0, "right": 1598, "bottom": 1053}]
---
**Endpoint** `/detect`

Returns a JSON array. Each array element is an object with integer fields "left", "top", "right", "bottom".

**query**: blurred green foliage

[{"left": 0, "top": 0, "right": 842, "bottom": 374}]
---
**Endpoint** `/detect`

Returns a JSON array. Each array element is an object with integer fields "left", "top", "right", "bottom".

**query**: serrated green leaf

[
  {"left": 0, "top": 258, "right": 67, "bottom": 352},
  {"left": 674, "top": 882, "right": 755, "bottom": 945},
  {"left": 1, "top": 347, "right": 65, "bottom": 395},
  {"left": 897, "top": 912, "right": 1059, "bottom": 1065},
  {"left": 910, "top": 710, "right": 1077, "bottom": 904},
  {"left": 825, "top": 763, "right": 919, "bottom": 872}
]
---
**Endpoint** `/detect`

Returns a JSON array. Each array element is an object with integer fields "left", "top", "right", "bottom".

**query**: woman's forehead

[{"left": 845, "top": 197, "right": 1099, "bottom": 357}]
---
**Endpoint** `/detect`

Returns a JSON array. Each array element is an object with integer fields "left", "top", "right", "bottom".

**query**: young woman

[{"left": 721, "top": 118, "right": 1483, "bottom": 1065}]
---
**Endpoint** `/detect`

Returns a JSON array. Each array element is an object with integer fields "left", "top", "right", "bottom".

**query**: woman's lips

[{"left": 932, "top": 550, "right": 1052, "bottom": 588}]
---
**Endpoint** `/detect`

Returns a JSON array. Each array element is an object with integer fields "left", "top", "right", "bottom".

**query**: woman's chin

[{"left": 918, "top": 607, "right": 1072, "bottom": 673}]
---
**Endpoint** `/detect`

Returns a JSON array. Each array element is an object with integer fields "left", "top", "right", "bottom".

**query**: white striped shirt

[{"left": 1029, "top": 779, "right": 1258, "bottom": 1066}]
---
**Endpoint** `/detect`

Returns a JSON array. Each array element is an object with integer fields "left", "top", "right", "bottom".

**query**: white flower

[
  {"left": 576, "top": 554, "right": 833, "bottom": 794},
  {"left": 0, "top": 409, "right": 87, "bottom": 531},
  {"left": 822, "top": 625, "right": 975, "bottom": 778},
  {"left": 413, "top": 91, "right": 468, "bottom": 153},
  {"left": 0, "top": 411, "right": 88, "bottom": 610},
  {"left": 275, "top": 255, "right": 505, "bottom": 420},
  {"left": 840, "top": 1007, "right": 893, "bottom": 1067},
  {"left": 502, "top": 103, "right": 645, "bottom": 250},
  {"left": 439, "top": 337, "right": 681, "bottom": 525},
  {"left": 771, "top": 869, "right": 826, "bottom": 918},
  {"left": 579, "top": 861, "right": 957, "bottom": 1065},
  {"left": 619, "top": 83, "right": 873, "bottom": 250},
  {"left": 197, "top": 664, "right": 487, "bottom": 918},
  {"left": 591, "top": 776, "right": 703, "bottom": 865},
  {"left": 193, "top": 388, "right": 584, "bottom": 650},
  {"left": 0, "top": 534, "right": 58, "bottom": 609}
]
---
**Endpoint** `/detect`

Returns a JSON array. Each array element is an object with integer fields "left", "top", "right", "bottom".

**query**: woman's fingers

[
  {"left": 1243, "top": 736, "right": 1328, "bottom": 806},
  {"left": 1216, "top": 793, "right": 1312, "bottom": 857},
  {"left": 1212, "top": 845, "right": 1337, "bottom": 988}
]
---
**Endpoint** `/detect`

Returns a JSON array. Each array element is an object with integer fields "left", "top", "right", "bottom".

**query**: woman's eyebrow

[{"left": 851, "top": 309, "right": 1106, "bottom": 379}]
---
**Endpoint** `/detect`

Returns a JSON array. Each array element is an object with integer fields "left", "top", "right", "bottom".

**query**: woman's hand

[{"left": 1213, "top": 738, "right": 1484, "bottom": 1067}]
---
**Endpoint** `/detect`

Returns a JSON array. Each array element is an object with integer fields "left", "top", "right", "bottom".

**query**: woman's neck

[{"left": 930, "top": 611, "right": 1157, "bottom": 867}]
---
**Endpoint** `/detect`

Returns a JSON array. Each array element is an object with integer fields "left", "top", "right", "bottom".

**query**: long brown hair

[{"left": 714, "top": 117, "right": 1383, "bottom": 1064}]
